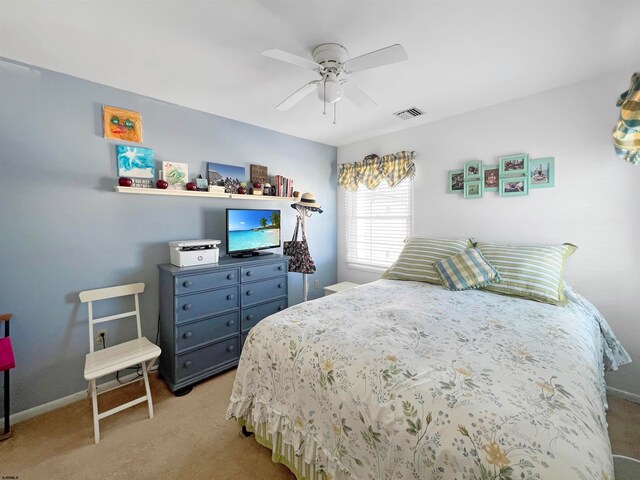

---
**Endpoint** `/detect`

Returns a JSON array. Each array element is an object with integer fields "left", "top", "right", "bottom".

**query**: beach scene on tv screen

[{"left": 228, "top": 210, "right": 280, "bottom": 252}]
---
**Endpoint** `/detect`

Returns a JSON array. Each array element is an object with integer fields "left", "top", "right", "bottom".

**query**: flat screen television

[{"left": 226, "top": 208, "right": 281, "bottom": 257}]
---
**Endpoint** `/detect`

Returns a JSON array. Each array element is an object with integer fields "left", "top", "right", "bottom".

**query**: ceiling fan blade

[
  {"left": 276, "top": 81, "right": 319, "bottom": 111},
  {"left": 262, "top": 49, "right": 322, "bottom": 71},
  {"left": 343, "top": 81, "right": 377, "bottom": 110},
  {"left": 343, "top": 44, "right": 408, "bottom": 73}
]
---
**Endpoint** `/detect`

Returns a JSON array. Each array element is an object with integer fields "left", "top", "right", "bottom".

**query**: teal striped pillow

[
  {"left": 385, "top": 237, "right": 472, "bottom": 284},
  {"left": 435, "top": 249, "right": 500, "bottom": 291},
  {"left": 475, "top": 242, "right": 577, "bottom": 304}
]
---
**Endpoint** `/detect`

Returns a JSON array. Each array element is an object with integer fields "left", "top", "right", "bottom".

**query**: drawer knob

[
  {"left": 227, "top": 345, "right": 235, "bottom": 352},
  {"left": 246, "top": 271, "right": 253, "bottom": 277},
  {"left": 183, "top": 303, "right": 192, "bottom": 311},
  {"left": 246, "top": 290, "right": 253, "bottom": 296},
  {"left": 227, "top": 294, "right": 235, "bottom": 300},
  {"left": 278, "top": 305, "right": 285, "bottom": 311},
  {"left": 227, "top": 273, "right": 234, "bottom": 280},
  {"left": 277, "top": 265, "right": 283, "bottom": 271},
  {"left": 227, "top": 319, "right": 235, "bottom": 326},
  {"left": 246, "top": 314, "right": 254, "bottom": 321},
  {"left": 183, "top": 331, "right": 192, "bottom": 339},
  {"left": 184, "top": 360, "right": 193, "bottom": 368},
  {"left": 183, "top": 280, "right": 192, "bottom": 288},
  {"left": 278, "top": 283, "right": 283, "bottom": 288}
]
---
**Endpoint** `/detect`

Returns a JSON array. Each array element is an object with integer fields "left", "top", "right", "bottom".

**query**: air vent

[{"left": 393, "top": 107, "right": 424, "bottom": 120}]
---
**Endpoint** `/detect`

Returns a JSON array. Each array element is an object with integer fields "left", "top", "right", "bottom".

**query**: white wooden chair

[{"left": 79, "top": 282, "right": 161, "bottom": 444}]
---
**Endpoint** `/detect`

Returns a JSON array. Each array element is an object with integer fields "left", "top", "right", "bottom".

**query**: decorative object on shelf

[
  {"left": 162, "top": 161, "right": 189, "bottom": 190},
  {"left": 118, "top": 177, "right": 133, "bottom": 187},
  {"left": 483, "top": 164, "right": 499, "bottom": 192},
  {"left": 116, "top": 145, "right": 154, "bottom": 179},
  {"left": 499, "top": 176, "right": 529, "bottom": 197},
  {"left": 156, "top": 179, "right": 168, "bottom": 189},
  {"left": 237, "top": 185, "right": 247, "bottom": 194},
  {"left": 499, "top": 153, "right": 528, "bottom": 176},
  {"left": 251, "top": 182, "right": 263, "bottom": 195},
  {"left": 262, "top": 183, "right": 271, "bottom": 195},
  {"left": 529, "top": 157, "right": 555, "bottom": 188},
  {"left": 447, "top": 169, "right": 464, "bottom": 194},
  {"left": 103, "top": 106, "right": 142, "bottom": 143},
  {"left": 270, "top": 175, "right": 294, "bottom": 197},
  {"left": 185, "top": 182, "right": 197, "bottom": 191},
  {"left": 208, "top": 185, "right": 226, "bottom": 193},
  {"left": 195, "top": 175, "right": 208, "bottom": 191},
  {"left": 207, "top": 162, "right": 246, "bottom": 194},
  {"left": 131, "top": 178, "right": 153, "bottom": 188},
  {"left": 338, "top": 151, "right": 416, "bottom": 191},
  {"left": 293, "top": 191, "right": 301, "bottom": 199},
  {"left": 464, "top": 180, "right": 483, "bottom": 199},
  {"left": 250, "top": 164, "right": 268, "bottom": 185},
  {"left": 288, "top": 192, "right": 322, "bottom": 302},
  {"left": 463, "top": 160, "right": 482, "bottom": 180},
  {"left": 612, "top": 71, "right": 640, "bottom": 165}
]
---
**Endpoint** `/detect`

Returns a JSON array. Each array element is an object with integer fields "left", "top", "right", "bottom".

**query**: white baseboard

[
  {"left": 607, "top": 386, "right": 640, "bottom": 404},
  {"left": 2, "top": 366, "right": 158, "bottom": 425}
]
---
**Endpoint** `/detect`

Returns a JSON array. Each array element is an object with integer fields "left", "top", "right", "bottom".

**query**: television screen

[{"left": 226, "top": 208, "right": 281, "bottom": 256}]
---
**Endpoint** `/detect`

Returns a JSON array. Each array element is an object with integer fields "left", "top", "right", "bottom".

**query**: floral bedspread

[{"left": 227, "top": 280, "right": 631, "bottom": 480}]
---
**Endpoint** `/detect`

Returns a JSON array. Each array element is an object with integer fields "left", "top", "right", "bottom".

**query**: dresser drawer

[
  {"left": 176, "top": 336, "right": 239, "bottom": 381},
  {"left": 175, "top": 268, "right": 239, "bottom": 295},
  {"left": 241, "top": 261, "right": 287, "bottom": 282},
  {"left": 242, "top": 276, "right": 287, "bottom": 307},
  {"left": 176, "top": 286, "right": 239, "bottom": 323},
  {"left": 176, "top": 311, "right": 240, "bottom": 352},
  {"left": 241, "top": 298, "right": 287, "bottom": 332}
]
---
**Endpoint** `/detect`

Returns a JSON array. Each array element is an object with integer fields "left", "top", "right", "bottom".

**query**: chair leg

[
  {"left": 141, "top": 360, "right": 154, "bottom": 419},
  {"left": 90, "top": 379, "right": 100, "bottom": 444},
  {"left": 0, "top": 369, "right": 10, "bottom": 441}
]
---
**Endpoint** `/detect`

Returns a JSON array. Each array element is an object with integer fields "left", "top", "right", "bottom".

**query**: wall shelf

[{"left": 114, "top": 186, "right": 294, "bottom": 201}]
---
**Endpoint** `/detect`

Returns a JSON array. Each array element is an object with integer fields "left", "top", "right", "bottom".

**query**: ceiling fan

[{"left": 262, "top": 43, "right": 408, "bottom": 124}]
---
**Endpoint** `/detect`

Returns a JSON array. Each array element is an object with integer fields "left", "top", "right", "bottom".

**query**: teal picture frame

[
  {"left": 464, "top": 180, "right": 483, "bottom": 199},
  {"left": 447, "top": 169, "right": 464, "bottom": 193},
  {"left": 499, "top": 176, "right": 528, "bottom": 196},
  {"left": 529, "top": 157, "right": 555, "bottom": 188},
  {"left": 499, "top": 153, "right": 528, "bottom": 177},
  {"left": 483, "top": 164, "right": 499, "bottom": 192},
  {"left": 463, "top": 160, "right": 482, "bottom": 180}
]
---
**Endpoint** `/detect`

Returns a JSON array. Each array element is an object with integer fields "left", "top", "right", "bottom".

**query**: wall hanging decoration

[
  {"left": 529, "top": 157, "right": 555, "bottom": 188},
  {"left": 447, "top": 169, "right": 464, "bottom": 193},
  {"left": 162, "top": 161, "right": 189, "bottom": 190},
  {"left": 116, "top": 145, "right": 154, "bottom": 179},
  {"left": 207, "top": 162, "right": 245, "bottom": 194},
  {"left": 464, "top": 180, "right": 483, "bottom": 199},
  {"left": 463, "top": 160, "right": 482, "bottom": 180},
  {"left": 103, "top": 106, "right": 142, "bottom": 143},
  {"left": 250, "top": 164, "right": 268, "bottom": 185},
  {"left": 483, "top": 164, "right": 499, "bottom": 192},
  {"left": 499, "top": 153, "right": 528, "bottom": 176},
  {"left": 499, "top": 176, "right": 528, "bottom": 197},
  {"left": 337, "top": 151, "right": 416, "bottom": 191},
  {"left": 612, "top": 71, "right": 640, "bottom": 165}
]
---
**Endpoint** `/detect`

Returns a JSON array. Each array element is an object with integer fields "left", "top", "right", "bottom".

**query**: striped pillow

[
  {"left": 385, "top": 237, "right": 472, "bottom": 284},
  {"left": 475, "top": 242, "right": 577, "bottom": 304},
  {"left": 435, "top": 249, "right": 500, "bottom": 291}
]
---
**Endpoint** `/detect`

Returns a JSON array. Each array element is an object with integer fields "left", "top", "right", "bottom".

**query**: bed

[{"left": 226, "top": 279, "right": 631, "bottom": 480}]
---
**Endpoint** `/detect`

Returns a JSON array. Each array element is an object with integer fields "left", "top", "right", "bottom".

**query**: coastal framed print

[
  {"left": 499, "top": 153, "right": 528, "bottom": 177},
  {"left": 529, "top": 157, "right": 555, "bottom": 188},
  {"left": 483, "top": 164, "right": 499, "bottom": 192},
  {"left": 447, "top": 169, "right": 464, "bottom": 193},
  {"left": 499, "top": 176, "right": 529, "bottom": 197},
  {"left": 207, "top": 162, "right": 246, "bottom": 194},
  {"left": 464, "top": 180, "right": 483, "bottom": 199},
  {"left": 116, "top": 146, "right": 154, "bottom": 178}
]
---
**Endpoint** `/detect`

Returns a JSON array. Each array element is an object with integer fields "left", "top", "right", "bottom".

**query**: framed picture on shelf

[
  {"left": 162, "top": 161, "right": 189, "bottom": 190},
  {"left": 499, "top": 176, "right": 528, "bottom": 197},
  {"left": 207, "top": 162, "right": 246, "bottom": 194},
  {"left": 529, "top": 157, "right": 555, "bottom": 188},
  {"left": 116, "top": 146, "right": 154, "bottom": 179},
  {"left": 464, "top": 180, "right": 483, "bottom": 199},
  {"left": 463, "top": 160, "right": 482, "bottom": 180},
  {"left": 447, "top": 169, "right": 464, "bottom": 193},
  {"left": 483, "top": 164, "right": 499, "bottom": 192},
  {"left": 499, "top": 153, "right": 528, "bottom": 176}
]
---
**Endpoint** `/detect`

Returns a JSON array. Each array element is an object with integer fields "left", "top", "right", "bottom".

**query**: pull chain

[
  {"left": 333, "top": 102, "right": 337, "bottom": 125},
  {"left": 323, "top": 76, "right": 327, "bottom": 115}
]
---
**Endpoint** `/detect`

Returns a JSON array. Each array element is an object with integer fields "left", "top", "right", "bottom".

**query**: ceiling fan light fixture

[{"left": 318, "top": 73, "right": 343, "bottom": 104}]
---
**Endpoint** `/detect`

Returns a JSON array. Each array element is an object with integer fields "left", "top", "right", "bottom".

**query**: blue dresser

[{"left": 158, "top": 255, "right": 289, "bottom": 393}]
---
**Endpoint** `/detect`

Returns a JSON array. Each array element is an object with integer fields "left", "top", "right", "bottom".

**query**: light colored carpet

[{"left": 1, "top": 369, "right": 638, "bottom": 479}]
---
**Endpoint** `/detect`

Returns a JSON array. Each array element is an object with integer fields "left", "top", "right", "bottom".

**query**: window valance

[
  {"left": 337, "top": 150, "right": 416, "bottom": 191},
  {"left": 613, "top": 71, "right": 640, "bottom": 165}
]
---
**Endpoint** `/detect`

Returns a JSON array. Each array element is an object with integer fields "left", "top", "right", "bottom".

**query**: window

[{"left": 344, "top": 179, "right": 412, "bottom": 270}]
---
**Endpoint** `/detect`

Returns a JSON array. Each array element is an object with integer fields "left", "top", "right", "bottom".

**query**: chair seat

[{"left": 84, "top": 337, "right": 160, "bottom": 381}]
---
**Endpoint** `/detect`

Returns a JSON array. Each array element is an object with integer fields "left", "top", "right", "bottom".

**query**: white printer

[{"left": 168, "top": 239, "right": 221, "bottom": 267}]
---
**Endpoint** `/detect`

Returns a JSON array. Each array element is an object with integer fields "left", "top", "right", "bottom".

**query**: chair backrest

[{"left": 79, "top": 283, "right": 145, "bottom": 353}]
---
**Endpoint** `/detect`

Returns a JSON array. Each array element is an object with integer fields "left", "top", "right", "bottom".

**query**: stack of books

[{"left": 270, "top": 175, "right": 293, "bottom": 197}]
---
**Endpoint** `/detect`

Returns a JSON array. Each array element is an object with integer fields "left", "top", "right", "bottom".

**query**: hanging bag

[{"left": 283, "top": 217, "right": 316, "bottom": 274}]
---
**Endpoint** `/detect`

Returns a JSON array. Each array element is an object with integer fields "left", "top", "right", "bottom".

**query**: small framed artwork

[
  {"left": 499, "top": 176, "right": 528, "bottom": 197},
  {"left": 464, "top": 180, "right": 483, "bottom": 199},
  {"left": 499, "top": 153, "right": 528, "bottom": 176},
  {"left": 447, "top": 169, "right": 464, "bottom": 193},
  {"left": 103, "top": 106, "right": 142, "bottom": 143},
  {"left": 207, "top": 162, "right": 246, "bottom": 194},
  {"left": 463, "top": 160, "right": 482, "bottom": 180},
  {"left": 529, "top": 157, "right": 555, "bottom": 188},
  {"left": 483, "top": 164, "right": 499, "bottom": 192},
  {"left": 162, "top": 161, "right": 189, "bottom": 190},
  {"left": 117, "top": 146, "right": 154, "bottom": 179}
]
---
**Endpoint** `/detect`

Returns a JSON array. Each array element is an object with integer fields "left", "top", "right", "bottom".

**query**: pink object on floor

[{"left": 0, "top": 336, "right": 15, "bottom": 371}]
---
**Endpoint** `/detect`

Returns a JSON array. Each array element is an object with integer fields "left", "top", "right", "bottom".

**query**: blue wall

[{"left": 0, "top": 58, "right": 337, "bottom": 414}]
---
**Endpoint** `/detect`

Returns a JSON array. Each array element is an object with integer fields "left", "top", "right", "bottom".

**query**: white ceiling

[{"left": 1, "top": 1, "right": 639, "bottom": 147}]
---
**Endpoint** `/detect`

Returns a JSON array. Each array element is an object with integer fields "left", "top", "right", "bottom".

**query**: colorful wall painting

[
  {"left": 103, "top": 105, "right": 143, "bottom": 143},
  {"left": 116, "top": 146, "right": 154, "bottom": 178}
]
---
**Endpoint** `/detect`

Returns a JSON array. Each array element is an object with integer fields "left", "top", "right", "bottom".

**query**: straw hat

[{"left": 292, "top": 192, "right": 322, "bottom": 211}]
